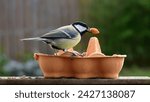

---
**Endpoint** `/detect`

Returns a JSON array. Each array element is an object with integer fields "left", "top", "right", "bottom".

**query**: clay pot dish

[
  {"left": 34, "top": 53, "right": 126, "bottom": 79},
  {"left": 34, "top": 37, "right": 126, "bottom": 79}
]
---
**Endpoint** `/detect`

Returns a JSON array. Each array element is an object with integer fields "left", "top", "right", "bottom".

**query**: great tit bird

[{"left": 21, "top": 21, "right": 99, "bottom": 53}]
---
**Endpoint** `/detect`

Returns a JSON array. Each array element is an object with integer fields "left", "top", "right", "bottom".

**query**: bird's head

[{"left": 72, "top": 21, "right": 100, "bottom": 35}]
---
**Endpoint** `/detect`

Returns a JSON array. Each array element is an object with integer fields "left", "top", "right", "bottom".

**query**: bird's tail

[{"left": 20, "top": 37, "right": 44, "bottom": 41}]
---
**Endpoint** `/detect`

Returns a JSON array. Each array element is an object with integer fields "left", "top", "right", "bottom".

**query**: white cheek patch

[{"left": 75, "top": 24, "right": 87, "bottom": 32}]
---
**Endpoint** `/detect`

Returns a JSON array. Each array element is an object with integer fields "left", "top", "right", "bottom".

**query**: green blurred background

[
  {"left": 0, "top": 0, "right": 150, "bottom": 76},
  {"left": 79, "top": 0, "right": 150, "bottom": 76}
]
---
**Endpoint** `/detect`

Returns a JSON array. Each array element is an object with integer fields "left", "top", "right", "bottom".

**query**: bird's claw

[
  {"left": 71, "top": 51, "right": 81, "bottom": 56},
  {"left": 54, "top": 53, "right": 58, "bottom": 56}
]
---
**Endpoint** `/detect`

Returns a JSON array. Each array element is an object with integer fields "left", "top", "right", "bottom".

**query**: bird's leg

[
  {"left": 63, "top": 49, "right": 67, "bottom": 52},
  {"left": 53, "top": 49, "right": 58, "bottom": 55},
  {"left": 64, "top": 49, "right": 80, "bottom": 56},
  {"left": 71, "top": 50, "right": 81, "bottom": 56},
  {"left": 48, "top": 45, "right": 58, "bottom": 55}
]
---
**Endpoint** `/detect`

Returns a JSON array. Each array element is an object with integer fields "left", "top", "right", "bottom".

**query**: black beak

[{"left": 87, "top": 27, "right": 91, "bottom": 32}]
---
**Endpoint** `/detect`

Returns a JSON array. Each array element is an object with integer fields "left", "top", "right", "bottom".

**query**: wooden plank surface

[{"left": 0, "top": 76, "right": 150, "bottom": 85}]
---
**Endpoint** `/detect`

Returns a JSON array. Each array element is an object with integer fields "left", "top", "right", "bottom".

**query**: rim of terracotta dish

[{"left": 34, "top": 53, "right": 127, "bottom": 59}]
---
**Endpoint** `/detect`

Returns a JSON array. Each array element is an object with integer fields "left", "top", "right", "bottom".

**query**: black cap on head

[{"left": 72, "top": 21, "right": 89, "bottom": 35}]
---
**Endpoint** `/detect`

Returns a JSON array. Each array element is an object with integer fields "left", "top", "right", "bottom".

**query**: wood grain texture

[{"left": 0, "top": 76, "right": 150, "bottom": 85}]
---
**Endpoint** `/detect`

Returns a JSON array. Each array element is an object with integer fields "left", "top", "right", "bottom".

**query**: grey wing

[
  {"left": 40, "top": 29, "right": 70, "bottom": 39},
  {"left": 41, "top": 25, "right": 78, "bottom": 40}
]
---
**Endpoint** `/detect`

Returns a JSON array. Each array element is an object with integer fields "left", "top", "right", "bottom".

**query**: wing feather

[{"left": 41, "top": 25, "right": 77, "bottom": 40}]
